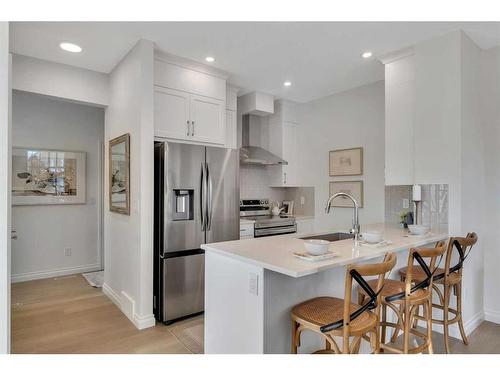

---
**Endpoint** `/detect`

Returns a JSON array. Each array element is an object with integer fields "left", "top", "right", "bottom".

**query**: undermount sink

[{"left": 299, "top": 232, "right": 354, "bottom": 242}]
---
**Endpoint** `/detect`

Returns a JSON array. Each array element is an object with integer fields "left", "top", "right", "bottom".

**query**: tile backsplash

[
  {"left": 240, "top": 164, "right": 315, "bottom": 216},
  {"left": 385, "top": 184, "right": 448, "bottom": 233}
]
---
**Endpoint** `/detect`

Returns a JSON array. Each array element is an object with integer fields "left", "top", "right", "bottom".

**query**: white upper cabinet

[
  {"left": 383, "top": 51, "right": 416, "bottom": 185},
  {"left": 225, "top": 109, "right": 237, "bottom": 149},
  {"left": 281, "top": 121, "right": 299, "bottom": 186},
  {"left": 190, "top": 94, "right": 225, "bottom": 144},
  {"left": 154, "top": 86, "right": 191, "bottom": 140},
  {"left": 154, "top": 54, "right": 229, "bottom": 146},
  {"left": 225, "top": 85, "right": 238, "bottom": 149},
  {"left": 267, "top": 100, "right": 302, "bottom": 187}
]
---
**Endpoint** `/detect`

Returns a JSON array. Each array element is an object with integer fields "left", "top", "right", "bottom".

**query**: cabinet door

[
  {"left": 282, "top": 121, "right": 298, "bottom": 186},
  {"left": 296, "top": 219, "right": 314, "bottom": 234},
  {"left": 190, "top": 94, "right": 225, "bottom": 145},
  {"left": 225, "top": 110, "right": 237, "bottom": 149},
  {"left": 154, "top": 86, "right": 190, "bottom": 140}
]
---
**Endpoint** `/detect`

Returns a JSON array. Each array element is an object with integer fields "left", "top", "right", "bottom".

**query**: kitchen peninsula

[{"left": 202, "top": 224, "right": 448, "bottom": 354}]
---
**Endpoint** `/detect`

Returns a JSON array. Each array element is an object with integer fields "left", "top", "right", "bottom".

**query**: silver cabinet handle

[
  {"left": 283, "top": 172, "right": 287, "bottom": 185},
  {"left": 11, "top": 230, "right": 17, "bottom": 240},
  {"left": 186, "top": 120, "right": 190, "bottom": 136},
  {"left": 191, "top": 121, "right": 195, "bottom": 136}
]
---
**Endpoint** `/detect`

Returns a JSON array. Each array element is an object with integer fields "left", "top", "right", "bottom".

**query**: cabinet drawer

[
  {"left": 239, "top": 224, "right": 254, "bottom": 238},
  {"left": 155, "top": 59, "right": 226, "bottom": 101}
]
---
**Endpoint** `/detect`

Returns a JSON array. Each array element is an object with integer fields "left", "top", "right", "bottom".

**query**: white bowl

[
  {"left": 408, "top": 225, "right": 430, "bottom": 235},
  {"left": 303, "top": 239, "right": 330, "bottom": 255},
  {"left": 362, "top": 231, "right": 383, "bottom": 244}
]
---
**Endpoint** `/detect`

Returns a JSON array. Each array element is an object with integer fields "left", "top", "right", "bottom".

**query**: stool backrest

[
  {"left": 385, "top": 240, "right": 446, "bottom": 303},
  {"left": 320, "top": 252, "right": 396, "bottom": 334},
  {"left": 442, "top": 232, "right": 478, "bottom": 279}
]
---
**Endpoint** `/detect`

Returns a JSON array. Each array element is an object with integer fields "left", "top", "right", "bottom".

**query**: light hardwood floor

[
  {"left": 11, "top": 274, "right": 193, "bottom": 354},
  {"left": 11, "top": 273, "right": 500, "bottom": 354}
]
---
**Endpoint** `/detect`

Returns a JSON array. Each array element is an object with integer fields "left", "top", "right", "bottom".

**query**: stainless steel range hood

[{"left": 240, "top": 114, "right": 288, "bottom": 166}]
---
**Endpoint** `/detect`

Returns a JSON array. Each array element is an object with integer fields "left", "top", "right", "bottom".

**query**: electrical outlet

[
  {"left": 300, "top": 196, "right": 305, "bottom": 205},
  {"left": 249, "top": 273, "right": 259, "bottom": 295},
  {"left": 64, "top": 247, "right": 72, "bottom": 256},
  {"left": 403, "top": 199, "right": 409, "bottom": 209}
]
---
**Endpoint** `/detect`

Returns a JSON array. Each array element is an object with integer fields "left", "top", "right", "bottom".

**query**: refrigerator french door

[{"left": 154, "top": 141, "right": 239, "bottom": 324}]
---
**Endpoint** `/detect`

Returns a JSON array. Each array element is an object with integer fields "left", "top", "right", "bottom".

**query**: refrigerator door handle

[
  {"left": 200, "top": 162, "right": 206, "bottom": 231},
  {"left": 206, "top": 163, "right": 213, "bottom": 231}
]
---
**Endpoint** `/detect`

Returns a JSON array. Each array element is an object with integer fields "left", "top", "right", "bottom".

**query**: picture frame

[
  {"left": 12, "top": 147, "right": 86, "bottom": 206},
  {"left": 329, "top": 147, "right": 363, "bottom": 176},
  {"left": 109, "top": 133, "right": 130, "bottom": 215},
  {"left": 329, "top": 180, "right": 364, "bottom": 208},
  {"left": 282, "top": 200, "right": 294, "bottom": 216}
]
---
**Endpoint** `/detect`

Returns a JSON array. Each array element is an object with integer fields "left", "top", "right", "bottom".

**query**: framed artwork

[
  {"left": 329, "top": 147, "right": 363, "bottom": 176},
  {"left": 329, "top": 180, "right": 364, "bottom": 208},
  {"left": 109, "top": 133, "right": 130, "bottom": 215},
  {"left": 12, "top": 147, "right": 86, "bottom": 205},
  {"left": 282, "top": 200, "right": 294, "bottom": 216}
]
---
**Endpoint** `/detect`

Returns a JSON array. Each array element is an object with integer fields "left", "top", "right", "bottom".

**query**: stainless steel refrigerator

[{"left": 154, "top": 141, "right": 239, "bottom": 324}]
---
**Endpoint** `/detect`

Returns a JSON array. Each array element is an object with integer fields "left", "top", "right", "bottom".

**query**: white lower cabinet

[
  {"left": 296, "top": 218, "right": 314, "bottom": 234},
  {"left": 155, "top": 86, "right": 225, "bottom": 146},
  {"left": 239, "top": 222, "right": 255, "bottom": 239}
]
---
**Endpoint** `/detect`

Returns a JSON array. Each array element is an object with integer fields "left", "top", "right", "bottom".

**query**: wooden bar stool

[
  {"left": 290, "top": 253, "right": 397, "bottom": 354},
  {"left": 358, "top": 242, "right": 446, "bottom": 354},
  {"left": 398, "top": 233, "right": 478, "bottom": 353}
]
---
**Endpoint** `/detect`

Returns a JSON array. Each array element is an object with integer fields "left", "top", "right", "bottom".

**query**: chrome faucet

[{"left": 325, "top": 192, "right": 360, "bottom": 246}]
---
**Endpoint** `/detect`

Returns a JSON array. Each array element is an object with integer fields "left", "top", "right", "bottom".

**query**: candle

[{"left": 412, "top": 184, "right": 421, "bottom": 202}]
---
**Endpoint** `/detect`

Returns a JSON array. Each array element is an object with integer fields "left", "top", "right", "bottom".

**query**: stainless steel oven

[{"left": 240, "top": 199, "right": 297, "bottom": 238}]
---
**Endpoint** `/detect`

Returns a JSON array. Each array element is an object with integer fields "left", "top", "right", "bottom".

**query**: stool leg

[
  {"left": 412, "top": 305, "right": 420, "bottom": 329},
  {"left": 381, "top": 304, "right": 387, "bottom": 345},
  {"left": 456, "top": 282, "right": 469, "bottom": 345},
  {"left": 403, "top": 302, "right": 410, "bottom": 354},
  {"left": 291, "top": 319, "right": 298, "bottom": 354},
  {"left": 443, "top": 285, "right": 451, "bottom": 354},
  {"left": 426, "top": 300, "right": 434, "bottom": 354},
  {"left": 390, "top": 303, "right": 403, "bottom": 343}
]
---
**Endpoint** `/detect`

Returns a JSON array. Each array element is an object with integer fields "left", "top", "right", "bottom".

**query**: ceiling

[{"left": 9, "top": 22, "right": 500, "bottom": 103}]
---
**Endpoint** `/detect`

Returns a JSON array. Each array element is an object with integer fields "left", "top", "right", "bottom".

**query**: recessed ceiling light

[
  {"left": 361, "top": 51, "right": 373, "bottom": 59},
  {"left": 205, "top": 56, "right": 216, "bottom": 63},
  {"left": 283, "top": 81, "right": 292, "bottom": 87},
  {"left": 60, "top": 42, "right": 82, "bottom": 53}
]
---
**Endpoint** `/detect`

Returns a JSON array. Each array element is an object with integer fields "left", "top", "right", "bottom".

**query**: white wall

[
  {"left": 384, "top": 31, "right": 486, "bottom": 332},
  {"left": 11, "top": 91, "right": 104, "bottom": 282},
  {"left": 0, "top": 21, "right": 11, "bottom": 354},
  {"left": 297, "top": 81, "right": 386, "bottom": 232},
  {"left": 481, "top": 45, "right": 500, "bottom": 323},
  {"left": 103, "top": 39, "right": 155, "bottom": 329},
  {"left": 12, "top": 54, "right": 108, "bottom": 107}
]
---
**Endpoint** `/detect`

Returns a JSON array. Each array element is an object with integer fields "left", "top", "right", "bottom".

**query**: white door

[
  {"left": 190, "top": 94, "right": 225, "bottom": 145},
  {"left": 154, "top": 86, "right": 190, "bottom": 141}
]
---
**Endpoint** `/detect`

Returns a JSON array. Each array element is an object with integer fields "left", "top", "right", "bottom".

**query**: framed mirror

[{"left": 109, "top": 133, "right": 130, "bottom": 215}]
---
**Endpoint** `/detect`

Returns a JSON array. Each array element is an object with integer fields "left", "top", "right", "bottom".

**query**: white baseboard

[
  {"left": 484, "top": 309, "right": 500, "bottom": 324},
  {"left": 11, "top": 263, "right": 101, "bottom": 283},
  {"left": 416, "top": 310, "right": 484, "bottom": 339},
  {"left": 102, "top": 282, "right": 155, "bottom": 330},
  {"left": 102, "top": 282, "right": 121, "bottom": 307},
  {"left": 133, "top": 313, "right": 156, "bottom": 330}
]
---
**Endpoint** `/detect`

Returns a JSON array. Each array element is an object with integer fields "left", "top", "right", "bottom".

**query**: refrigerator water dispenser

[{"left": 172, "top": 189, "right": 194, "bottom": 221}]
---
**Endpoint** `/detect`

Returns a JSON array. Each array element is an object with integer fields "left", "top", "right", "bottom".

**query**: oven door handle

[{"left": 254, "top": 225, "right": 297, "bottom": 237}]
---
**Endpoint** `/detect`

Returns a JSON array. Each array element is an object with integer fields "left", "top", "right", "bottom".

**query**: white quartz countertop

[{"left": 201, "top": 223, "right": 448, "bottom": 278}]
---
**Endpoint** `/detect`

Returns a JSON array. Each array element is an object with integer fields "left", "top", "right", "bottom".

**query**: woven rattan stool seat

[{"left": 292, "top": 296, "right": 377, "bottom": 334}]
